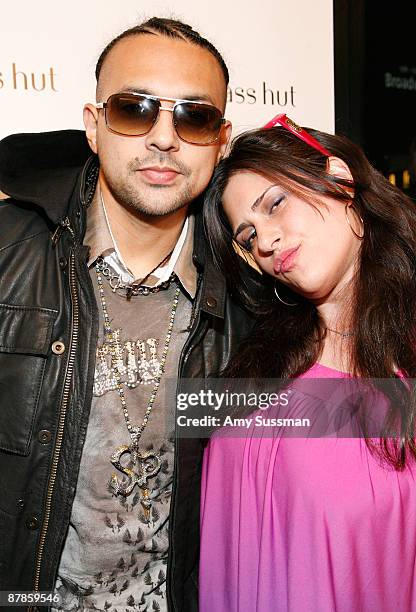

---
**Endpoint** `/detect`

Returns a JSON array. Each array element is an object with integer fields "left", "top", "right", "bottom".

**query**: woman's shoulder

[{"left": 299, "top": 362, "right": 350, "bottom": 378}]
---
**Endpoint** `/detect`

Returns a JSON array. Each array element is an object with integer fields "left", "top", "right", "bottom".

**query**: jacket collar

[{"left": 0, "top": 130, "right": 92, "bottom": 225}]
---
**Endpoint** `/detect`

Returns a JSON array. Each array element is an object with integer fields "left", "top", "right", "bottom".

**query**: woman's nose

[{"left": 256, "top": 227, "right": 280, "bottom": 254}]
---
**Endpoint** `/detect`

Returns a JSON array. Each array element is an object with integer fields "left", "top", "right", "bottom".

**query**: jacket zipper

[
  {"left": 33, "top": 219, "right": 79, "bottom": 592},
  {"left": 167, "top": 303, "right": 208, "bottom": 611}
]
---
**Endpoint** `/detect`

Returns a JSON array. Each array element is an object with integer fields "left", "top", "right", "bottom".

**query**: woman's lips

[
  {"left": 274, "top": 246, "right": 300, "bottom": 274},
  {"left": 139, "top": 167, "right": 180, "bottom": 185}
]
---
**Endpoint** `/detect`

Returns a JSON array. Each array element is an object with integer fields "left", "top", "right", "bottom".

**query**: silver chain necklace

[
  {"left": 326, "top": 327, "right": 355, "bottom": 338},
  {"left": 97, "top": 255, "right": 176, "bottom": 298},
  {"left": 95, "top": 258, "right": 180, "bottom": 519}
]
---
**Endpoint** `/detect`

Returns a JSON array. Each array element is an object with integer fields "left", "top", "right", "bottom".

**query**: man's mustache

[{"left": 128, "top": 155, "right": 192, "bottom": 177}]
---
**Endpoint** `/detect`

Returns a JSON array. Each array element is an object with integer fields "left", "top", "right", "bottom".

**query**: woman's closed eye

[
  {"left": 233, "top": 189, "right": 287, "bottom": 252},
  {"left": 237, "top": 227, "right": 256, "bottom": 252},
  {"left": 236, "top": 195, "right": 286, "bottom": 251},
  {"left": 267, "top": 194, "right": 286, "bottom": 214}
]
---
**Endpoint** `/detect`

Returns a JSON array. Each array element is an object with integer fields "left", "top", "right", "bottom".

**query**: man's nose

[{"left": 144, "top": 108, "right": 180, "bottom": 152}]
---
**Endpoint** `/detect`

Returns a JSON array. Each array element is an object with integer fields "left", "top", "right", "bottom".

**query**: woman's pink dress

[{"left": 199, "top": 364, "right": 416, "bottom": 611}]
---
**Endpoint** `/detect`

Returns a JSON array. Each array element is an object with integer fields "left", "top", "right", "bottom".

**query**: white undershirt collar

[{"left": 100, "top": 188, "right": 189, "bottom": 286}]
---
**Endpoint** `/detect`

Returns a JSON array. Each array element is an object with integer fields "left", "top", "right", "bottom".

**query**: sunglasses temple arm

[{"left": 263, "top": 113, "right": 331, "bottom": 157}]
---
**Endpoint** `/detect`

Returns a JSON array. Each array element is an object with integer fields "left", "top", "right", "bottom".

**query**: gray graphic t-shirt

[{"left": 54, "top": 270, "right": 192, "bottom": 612}]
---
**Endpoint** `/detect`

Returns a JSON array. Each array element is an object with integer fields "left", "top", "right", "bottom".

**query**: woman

[{"left": 199, "top": 115, "right": 416, "bottom": 611}]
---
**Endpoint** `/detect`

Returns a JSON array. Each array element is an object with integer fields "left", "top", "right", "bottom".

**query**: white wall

[{"left": 0, "top": 0, "right": 334, "bottom": 138}]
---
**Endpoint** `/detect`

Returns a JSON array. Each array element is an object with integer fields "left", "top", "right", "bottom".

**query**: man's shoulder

[
  {"left": 0, "top": 197, "right": 51, "bottom": 251},
  {"left": 0, "top": 129, "right": 92, "bottom": 230}
]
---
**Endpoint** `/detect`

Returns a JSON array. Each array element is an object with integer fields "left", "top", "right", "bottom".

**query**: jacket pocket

[{"left": 0, "top": 303, "right": 57, "bottom": 455}]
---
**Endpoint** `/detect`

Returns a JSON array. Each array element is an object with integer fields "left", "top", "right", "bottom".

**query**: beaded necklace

[{"left": 95, "top": 258, "right": 180, "bottom": 519}]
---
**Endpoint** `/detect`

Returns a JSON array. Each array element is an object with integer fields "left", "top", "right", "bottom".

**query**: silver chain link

[{"left": 95, "top": 259, "right": 180, "bottom": 446}]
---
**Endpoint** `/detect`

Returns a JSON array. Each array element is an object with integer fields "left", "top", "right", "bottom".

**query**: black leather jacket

[{"left": 0, "top": 130, "right": 255, "bottom": 611}]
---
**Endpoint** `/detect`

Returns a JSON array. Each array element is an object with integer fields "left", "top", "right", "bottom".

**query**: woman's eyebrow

[
  {"left": 251, "top": 185, "right": 276, "bottom": 211},
  {"left": 233, "top": 222, "right": 251, "bottom": 239}
]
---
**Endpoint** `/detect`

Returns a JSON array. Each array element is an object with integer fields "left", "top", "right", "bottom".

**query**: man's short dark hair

[{"left": 95, "top": 17, "right": 229, "bottom": 87}]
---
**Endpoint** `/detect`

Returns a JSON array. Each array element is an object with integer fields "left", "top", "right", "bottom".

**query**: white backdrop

[{"left": 0, "top": 1, "right": 334, "bottom": 139}]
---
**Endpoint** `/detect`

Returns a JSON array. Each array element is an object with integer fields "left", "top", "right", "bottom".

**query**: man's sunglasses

[{"left": 96, "top": 92, "right": 226, "bottom": 145}]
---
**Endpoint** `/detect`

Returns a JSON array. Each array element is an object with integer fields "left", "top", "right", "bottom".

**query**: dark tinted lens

[
  {"left": 106, "top": 93, "right": 159, "bottom": 136},
  {"left": 174, "top": 102, "right": 223, "bottom": 144}
]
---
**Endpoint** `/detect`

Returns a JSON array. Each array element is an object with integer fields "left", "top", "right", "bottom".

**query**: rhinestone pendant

[{"left": 109, "top": 445, "right": 162, "bottom": 517}]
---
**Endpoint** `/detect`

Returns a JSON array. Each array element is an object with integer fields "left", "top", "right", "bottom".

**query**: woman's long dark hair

[{"left": 204, "top": 126, "right": 416, "bottom": 468}]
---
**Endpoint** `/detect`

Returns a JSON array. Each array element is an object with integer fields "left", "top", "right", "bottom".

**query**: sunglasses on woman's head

[
  {"left": 95, "top": 91, "right": 226, "bottom": 145},
  {"left": 263, "top": 113, "right": 331, "bottom": 157}
]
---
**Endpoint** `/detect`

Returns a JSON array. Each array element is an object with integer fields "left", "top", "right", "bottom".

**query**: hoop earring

[
  {"left": 274, "top": 282, "right": 298, "bottom": 306},
  {"left": 345, "top": 204, "right": 364, "bottom": 240}
]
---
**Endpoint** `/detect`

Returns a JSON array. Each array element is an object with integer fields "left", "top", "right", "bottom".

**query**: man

[{"left": 0, "top": 17, "right": 254, "bottom": 612}]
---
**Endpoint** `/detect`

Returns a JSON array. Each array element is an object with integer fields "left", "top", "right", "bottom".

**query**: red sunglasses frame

[{"left": 263, "top": 113, "right": 331, "bottom": 157}]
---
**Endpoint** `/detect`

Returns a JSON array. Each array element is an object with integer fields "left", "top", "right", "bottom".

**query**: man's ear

[
  {"left": 326, "top": 156, "right": 354, "bottom": 196},
  {"left": 83, "top": 103, "right": 99, "bottom": 154},
  {"left": 216, "top": 120, "right": 232, "bottom": 163}
]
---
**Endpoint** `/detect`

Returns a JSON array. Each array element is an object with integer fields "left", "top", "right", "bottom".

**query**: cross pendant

[{"left": 109, "top": 444, "right": 161, "bottom": 519}]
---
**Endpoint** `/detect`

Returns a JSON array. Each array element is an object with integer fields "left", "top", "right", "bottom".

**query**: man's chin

[
  {"left": 123, "top": 197, "right": 190, "bottom": 218},
  {"left": 106, "top": 179, "right": 194, "bottom": 218}
]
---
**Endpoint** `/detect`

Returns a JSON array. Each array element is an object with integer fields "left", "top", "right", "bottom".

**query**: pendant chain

[
  {"left": 326, "top": 327, "right": 355, "bottom": 338},
  {"left": 95, "top": 259, "right": 180, "bottom": 446},
  {"left": 97, "top": 255, "right": 176, "bottom": 298}
]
